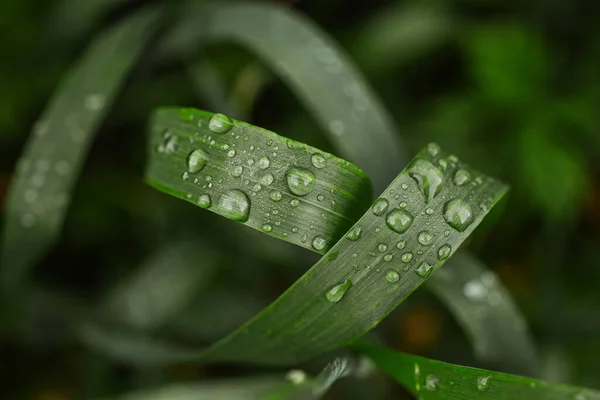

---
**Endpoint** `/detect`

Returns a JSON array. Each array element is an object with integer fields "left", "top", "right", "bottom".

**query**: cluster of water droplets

[{"left": 415, "top": 368, "right": 493, "bottom": 393}]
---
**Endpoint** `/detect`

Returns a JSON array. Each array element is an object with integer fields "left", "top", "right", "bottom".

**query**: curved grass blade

[
  {"left": 156, "top": 0, "right": 537, "bottom": 373},
  {"left": 156, "top": 0, "right": 408, "bottom": 191},
  {"left": 429, "top": 252, "right": 538, "bottom": 375},
  {"left": 354, "top": 342, "right": 600, "bottom": 400},
  {"left": 83, "top": 134, "right": 507, "bottom": 365},
  {"left": 0, "top": 5, "right": 163, "bottom": 313},
  {"left": 146, "top": 107, "right": 372, "bottom": 253}
]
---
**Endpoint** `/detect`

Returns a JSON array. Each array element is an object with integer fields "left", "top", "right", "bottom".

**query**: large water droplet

[
  {"left": 326, "top": 279, "right": 352, "bottom": 303},
  {"left": 438, "top": 244, "right": 452, "bottom": 260},
  {"left": 286, "top": 168, "right": 316, "bottom": 196},
  {"left": 477, "top": 376, "right": 491, "bottom": 392},
  {"left": 386, "top": 270, "right": 400, "bottom": 283},
  {"left": 217, "top": 189, "right": 250, "bottom": 222},
  {"left": 425, "top": 374, "right": 440, "bottom": 391},
  {"left": 453, "top": 169, "right": 471, "bottom": 186},
  {"left": 260, "top": 174, "right": 274, "bottom": 185},
  {"left": 372, "top": 198, "right": 389, "bottom": 216},
  {"left": 415, "top": 261, "right": 433, "bottom": 277},
  {"left": 312, "top": 235, "right": 327, "bottom": 251},
  {"left": 270, "top": 191, "right": 282, "bottom": 201},
  {"left": 418, "top": 231, "right": 433, "bottom": 246},
  {"left": 187, "top": 149, "right": 209, "bottom": 173},
  {"left": 347, "top": 226, "right": 362, "bottom": 241},
  {"left": 401, "top": 252, "right": 413, "bottom": 263},
  {"left": 443, "top": 199, "right": 474, "bottom": 232},
  {"left": 257, "top": 156, "right": 270, "bottom": 169},
  {"left": 407, "top": 159, "right": 444, "bottom": 203},
  {"left": 197, "top": 194, "right": 211, "bottom": 208},
  {"left": 311, "top": 153, "right": 327, "bottom": 169},
  {"left": 208, "top": 113, "right": 233, "bottom": 133},
  {"left": 386, "top": 209, "right": 413, "bottom": 233}
]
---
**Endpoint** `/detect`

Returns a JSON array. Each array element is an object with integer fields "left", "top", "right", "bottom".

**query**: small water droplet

[
  {"left": 463, "top": 279, "right": 487, "bottom": 301},
  {"left": 246, "top": 158, "right": 255, "bottom": 166},
  {"left": 383, "top": 254, "right": 393, "bottom": 262},
  {"left": 425, "top": 208, "right": 434, "bottom": 215},
  {"left": 208, "top": 113, "right": 233, "bottom": 133},
  {"left": 260, "top": 174, "right": 274, "bottom": 185},
  {"left": 401, "top": 183, "right": 408, "bottom": 190},
  {"left": 438, "top": 159, "right": 448, "bottom": 170},
  {"left": 232, "top": 166, "right": 243, "bottom": 177},
  {"left": 197, "top": 194, "right": 211, "bottom": 208},
  {"left": 252, "top": 183, "right": 262, "bottom": 192},
  {"left": 347, "top": 226, "right": 362, "bottom": 241},
  {"left": 425, "top": 374, "right": 440, "bottom": 391},
  {"left": 317, "top": 194, "right": 325, "bottom": 201},
  {"left": 286, "top": 168, "right": 316, "bottom": 196},
  {"left": 396, "top": 240, "right": 406, "bottom": 250},
  {"left": 326, "top": 279, "right": 352, "bottom": 303},
  {"left": 227, "top": 149, "right": 236, "bottom": 158},
  {"left": 415, "top": 261, "right": 433, "bottom": 277},
  {"left": 370, "top": 198, "right": 388, "bottom": 216},
  {"left": 311, "top": 153, "right": 327, "bottom": 169},
  {"left": 216, "top": 189, "right": 250, "bottom": 222},
  {"left": 257, "top": 156, "right": 270, "bottom": 169},
  {"left": 312, "top": 235, "right": 327, "bottom": 251},
  {"left": 399, "top": 201, "right": 408, "bottom": 208},
  {"left": 292, "top": 227, "right": 298, "bottom": 233},
  {"left": 286, "top": 370, "right": 307, "bottom": 385},
  {"left": 444, "top": 229, "right": 450, "bottom": 237},
  {"left": 378, "top": 244, "right": 388, "bottom": 252},
  {"left": 386, "top": 209, "right": 413, "bottom": 234},
  {"left": 386, "top": 270, "right": 400, "bottom": 282},
  {"left": 182, "top": 172, "right": 190, "bottom": 181},
  {"left": 443, "top": 199, "right": 474, "bottom": 232},
  {"left": 290, "top": 199, "right": 300, "bottom": 207},
  {"left": 477, "top": 376, "right": 491, "bottom": 392},
  {"left": 418, "top": 231, "right": 433, "bottom": 246},
  {"left": 453, "top": 169, "right": 471, "bottom": 186},
  {"left": 262, "top": 224, "right": 273, "bottom": 232},
  {"left": 301, "top": 233, "right": 308, "bottom": 242},
  {"left": 270, "top": 191, "right": 282, "bottom": 201},
  {"left": 438, "top": 244, "right": 452, "bottom": 260},
  {"left": 187, "top": 149, "right": 209, "bottom": 173},
  {"left": 407, "top": 158, "right": 444, "bottom": 203},
  {"left": 427, "top": 143, "right": 441, "bottom": 157},
  {"left": 401, "top": 252, "right": 413, "bottom": 263}
]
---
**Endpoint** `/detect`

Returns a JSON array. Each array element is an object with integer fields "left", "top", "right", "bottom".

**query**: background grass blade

[
  {"left": 0, "top": 5, "right": 162, "bottom": 313},
  {"left": 156, "top": 0, "right": 408, "bottom": 191},
  {"left": 354, "top": 342, "right": 600, "bottom": 399},
  {"left": 431, "top": 252, "right": 538, "bottom": 375},
  {"left": 156, "top": 0, "right": 538, "bottom": 374}
]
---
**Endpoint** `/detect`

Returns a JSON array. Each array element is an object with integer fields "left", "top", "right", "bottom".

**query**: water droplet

[
  {"left": 438, "top": 244, "right": 452, "bottom": 260},
  {"left": 286, "top": 370, "right": 307, "bottom": 385},
  {"left": 312, "top": 235, "right": 327, "bottom": 251},
  {"left": 425, "top": 208, "right": 434, "bottom": 215},
  {"left": 407, "top": 159, "right": 444, "bottom": 203},
  {"left": 401, "top": 183, "right": 408, "bottom": 190},
  {"left": 301, "top": 233, "right": 308, "bottom": 243},
  {"left": 232, "top": 166, "right": 243, "bottom": 177},
  {"left": 182, "top": 172, "right": 190, "bottom": 181},
  {"left": 477, "top": 376, "right": 491, "bottom": 392},
  {"left": 372, "top": 198, "right": 389, "bottom": 216},
  {"left": 208, "top": 113, "right": 233, "bottom": 133},
  {"left": 438, "top": 159, "right": 448, "bottom": 170},
  {"left": 427, "top": 143, "right": 441, "bottom": 157},
  {"left": 463, "top": 279, "right": 487, "bottom": 301},
  {"left": 347, "top": 226, "right": 362, "bottom": 241},
  {"left": 415, "top": 261, "right": 433, "bottom": 277},
  {"left": 252, "top": 183, "right": 262, "bottom": 192},
  {"left": 311, "top": 153, "right": 327, "bottom": 169},
  {"left": 270, "top": 191, "right": 282, "bottom": 201},
  {"left": 217, "top": 189, "right": 250, "bottom": 222},
  {"left": 290, "top": 199, "right": 300, "bottom": 207},
  {"left": 386, "top": 209, "right": 413, "bottom": 234},
  {"left": 443, "top": 199, "right": 474, "bottom": 232},
  {"left": 262, "top": 224, "right": 273, "bottom": 232},
  {"left": 257, "top": 156, "right": 270, "bottom": 169},
  {"left": 386, "top": 270, "right": 400, "bottom": 283},
  {"left": 396, "top": 240, "right": 406, "bottom": 250},
  {"left": 418, "top": 231, "right": 433, "bottom": 246},
  {"left": 227, "top": 149, "right": 236, "bottom": 158},
  {"left": 246, "top": 158, "right": 255, "bottom": 166},
  {"left": 317, "top": 194, "right": 325, "bottom": 201},
  {"left": 425, "top": 374, "right": 440, "bottom": 391},
  {"left": 444, "top": 229, "right": 450, "bottom": 237},
  {"left": 286, "top": 168, "right": 316, "bottom": 196},
  {"left": 378, "top": 244, "right": 388, "bottom": 252},
  {"left": 197, "top": 194, "right": 211, "bottom": 208},
  {"left": 383, "top": 254, "right": 393, "bottom": 262},
  {"left": 260, "top": 174, "right": 274, "bottom": 185},
  {"left": 453, "top": 169, "right": 471, "bottom": 186},
  {"left": 398, "top": 201, "right": 407, "bottom": 209},
  {"left": 401, "top": 252, "right": 413, "bottom": 263},
  {"left": 187, "top": 149, "right": 209, "bottom": 173},
  {"left": 84, "top": 93, "right": 106, "bottom": 111},
  {"left": 326, "top": 279, "right": 352, "bottom": 303}
]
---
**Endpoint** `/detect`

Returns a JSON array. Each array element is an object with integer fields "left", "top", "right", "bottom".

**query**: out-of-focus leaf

[{"left": 354, "top": 342, "right": 600, "bottom": 400}]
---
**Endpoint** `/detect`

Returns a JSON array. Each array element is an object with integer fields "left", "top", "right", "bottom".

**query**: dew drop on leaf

[
  {"left": 286, "top": 167, "right": 316, "bottom": 196},
  {"left": 378, "top": 244, "right": 388, "bottom": 252},
  {"left": 312, "top": 235, "right": 327, "bottom": 251},
  {"left": 415, "top": 261, "right": 433, "bottom": 277},
  {"left": 401, "top": 252, "right": 413, "bottom": 263},
  {"left": 437, "top": 244, "right": 452, "bottom": 260},
  {"left": 477, "top": 376, "right": 492, "bottom": 392},
  {"left": 187, "top": 149, "right": 209, "bottom": 173},
  {"left": 208, "top": 113, "right": 233, "bottom": 133},
  {"left": 216, "top": 189, "right": 250, "bottom": 222},
  {"left": 311, "top": 153, "right": 327, "bottom": 169},
  {"left": 270, "top": 191, "right": 282, "bottom": 201},
  {"left": 372, "top": 198, "right": 389, "bottom": 216},
  {"left": 197, "top": 194, "right": 211, "bottom": 209},
  {"left": 443, "top": 199, "right": 474, "bottom": 232},
  {"left": 326, "top": 279, "right": 352, "bottom": 303},
  {"left": 346, "top": 226, "right": 362, "bottom": 241},
  {"left": 262, "top": 224, "right": 272, "bottom": 232},
  {"left": 257, "top": 156, "right": 270, "bottom": 169},
  {"left": 386, "top": 270, "right": 400, "bottom": 283},
  {"left": 453, "top": 168, "right": 471, "bottom": 186},
  {"left": 417, "top": 231, "right": 433, "bottom": 246},
  {"left": 425, "top": 374, "right": 440, "bottom": 391},
  {"left": 407, "top": 158, "right": 444, "bottom": 203},
  {"left": 386, "top": 209, "right": 413, "bottom": 234}
]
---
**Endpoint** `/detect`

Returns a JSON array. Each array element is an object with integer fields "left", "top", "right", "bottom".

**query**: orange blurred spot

[
  {"left": 496, "top": 261, "right": 533, "bottom": 297},
  {"left": 398, "top": 304, "right": 442, "bottom": 352}
]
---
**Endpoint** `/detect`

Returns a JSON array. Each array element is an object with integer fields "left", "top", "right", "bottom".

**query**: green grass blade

[
  {"left": 146, "top": 107, "right": 372, "bottom": 253},
  {"left": 0, "top": 5, "right": 162, "bottom": 310},
  {"left": 155, "top": 0, "right": 537, "bottom": 373},
  {"left": 430, "top": 252, "right": 538, "bottom": 374},
  {"left": 83, "top": 118, "right": 507, "bottom": 366},
  {"left": 354, "top": 343, "right": 600, "bottom": 399},
  {"left": 156, "top": 0, "right": 407, "bottom": 191}
]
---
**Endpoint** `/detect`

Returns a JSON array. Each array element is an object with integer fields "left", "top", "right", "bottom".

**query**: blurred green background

[{"left": 1, "top": 0, "right": 599, "bottom": 399}]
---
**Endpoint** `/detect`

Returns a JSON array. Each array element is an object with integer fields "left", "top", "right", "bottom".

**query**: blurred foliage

[{"left": 1, "top": 0, "right": 600, "bottom": 399}]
